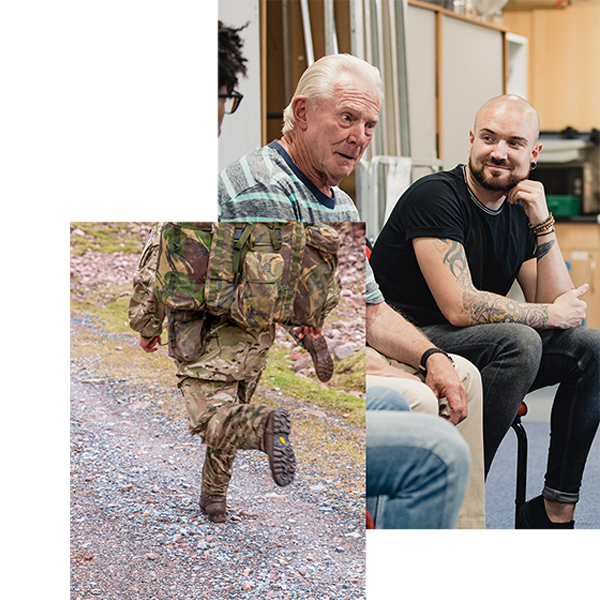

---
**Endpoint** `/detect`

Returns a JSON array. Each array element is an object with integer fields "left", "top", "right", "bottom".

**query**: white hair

[{"left": 281, "top": 54, "right": 383, "bottom": 136}]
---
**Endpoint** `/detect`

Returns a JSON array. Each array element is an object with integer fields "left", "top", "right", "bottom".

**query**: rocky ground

[{"left": 70, "top": 223, "right": 367, "bottom": 600}]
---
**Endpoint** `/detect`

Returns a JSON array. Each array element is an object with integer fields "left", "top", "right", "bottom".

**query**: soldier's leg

[
  {"left": 179, "top": 377, "right": 267, "bottom": 499},
  {"left": 178, "top": 321, "right": 294, "bottom": 502},
  {"left": 201, "top": 446, "right": 237, "bottom": 499},
  {"left": 177, "top": 318, "right": 275, "bottom": 439}
]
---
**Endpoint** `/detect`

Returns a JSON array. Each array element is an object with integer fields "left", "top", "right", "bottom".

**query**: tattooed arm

[{"left": 413, "top": 237, "right": 588, "bottom": 330}]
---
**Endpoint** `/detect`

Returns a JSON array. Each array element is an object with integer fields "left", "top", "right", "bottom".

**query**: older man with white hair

[{"left": 219, "top": 54, "right": 381, "bottom": 221}]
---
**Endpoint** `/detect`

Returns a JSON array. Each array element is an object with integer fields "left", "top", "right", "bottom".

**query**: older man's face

[{"left": 303, "top": 72, "right": 379, "bottom": 188}]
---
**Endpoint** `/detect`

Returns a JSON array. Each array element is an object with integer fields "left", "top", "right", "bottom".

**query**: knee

[
  {"left": 366, "top": 374, "right": 438, "bottom": 415},
  {"left": 497, "top": 324, "right": 543, "bottom": 371},
  {"left": 367, "top": 412, "right": 471, "bottom": 486},
  {"left": 366, "top": 386, "right": 411, "bottom": 411},
  {"left": 567, "top": 326, "right": 600, "bottom": 372},
  {"left": 452, "top": 355, "right": 482, "bottom": 403}
]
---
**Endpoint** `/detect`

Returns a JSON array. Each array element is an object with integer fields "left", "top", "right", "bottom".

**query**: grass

[
  {"left": 261, "top": 346, "right": 365, "bottom": 426},
  {"left": 70, "top": 222, "right": 153, "bottom": 256}
]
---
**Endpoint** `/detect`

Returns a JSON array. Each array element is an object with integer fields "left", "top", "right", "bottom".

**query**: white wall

[{"left": 71, "top": 0, "right": 261, "bottom": 208}]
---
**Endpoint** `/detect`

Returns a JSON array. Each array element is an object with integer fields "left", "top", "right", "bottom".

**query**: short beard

[{"left": 468, "top": 156, "right": 524, "bottom": 192}]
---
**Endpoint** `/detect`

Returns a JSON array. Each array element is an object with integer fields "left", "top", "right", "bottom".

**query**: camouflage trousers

[{"left": 175, "top": 319, "right": 276, "bottom": 499}]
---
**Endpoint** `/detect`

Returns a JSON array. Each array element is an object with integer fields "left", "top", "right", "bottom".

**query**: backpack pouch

[
  {"left": 229, "top": 251, "right": 285, "bottom": 331},
  {"left": 166, "top": 307, "right": 206, "bottom": 363},
  {"left": 291, "top": 224, "right": 341, "bottom": 328},
  {"left": 155, "top": 223, "right": 212, "bottom": 311}
]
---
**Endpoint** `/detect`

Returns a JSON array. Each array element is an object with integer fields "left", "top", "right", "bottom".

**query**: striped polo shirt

[{"left": 218, "top": 140, "right": 383, "bottom": 305}]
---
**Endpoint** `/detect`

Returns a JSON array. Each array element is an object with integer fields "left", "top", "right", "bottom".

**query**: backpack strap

[{"left": 232, "top": 224, "right": 254, "bottom": 287}]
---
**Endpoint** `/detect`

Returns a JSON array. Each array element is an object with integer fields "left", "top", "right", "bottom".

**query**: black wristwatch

[{"left": 419, "top": 348, "right": 455, "bottom": 376}]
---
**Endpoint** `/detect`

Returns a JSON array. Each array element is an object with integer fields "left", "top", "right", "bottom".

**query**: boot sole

[
  {"left": 303, "top": 335, "right": 334, "bottom": 382},
  {"left": 265, "top": 409, "right": 296, "bottom": 487}
]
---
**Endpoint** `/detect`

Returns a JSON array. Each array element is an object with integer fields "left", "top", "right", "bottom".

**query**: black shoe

[
  {"left": 517, "top": 495, "right": 574, "bottom": 529},
  {"left": 264, "top": 409, "right": 296, "bottom": 486}
]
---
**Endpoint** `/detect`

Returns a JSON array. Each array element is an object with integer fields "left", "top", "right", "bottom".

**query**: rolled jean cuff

[{"left": 543, "top": 485, "right": 579, "bottom": 504}]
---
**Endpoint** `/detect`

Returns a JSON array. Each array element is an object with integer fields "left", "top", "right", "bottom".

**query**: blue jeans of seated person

[
  {"left": 366, "top": 387, "right": 470, "bottom": 529},
  {"left": 419, "top": 322, "right": 600, "bottom": 504}
]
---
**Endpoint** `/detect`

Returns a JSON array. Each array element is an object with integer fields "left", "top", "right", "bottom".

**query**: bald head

[{"left": 474, "top": 95, "right": 540, "bottom": 144}]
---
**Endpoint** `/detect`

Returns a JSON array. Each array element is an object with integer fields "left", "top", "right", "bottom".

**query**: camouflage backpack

[
  {"left": 210, "top": 222, "right": 341, "bottom": 330},
  {"left": 150, "top": 222, "right": 341, "bottom": 331}
]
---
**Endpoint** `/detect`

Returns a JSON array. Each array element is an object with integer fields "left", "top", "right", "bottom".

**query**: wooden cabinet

[
  {"left": 555, "top": 222, "right": 600, "bottom": 330},
  {"left": 503, "top": 2, "right": 600, "bottom": 130}
]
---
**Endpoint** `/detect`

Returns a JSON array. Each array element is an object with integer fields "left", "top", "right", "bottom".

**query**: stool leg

[{"left": 512, "top": 417, "right": 528, "bottom": 528}]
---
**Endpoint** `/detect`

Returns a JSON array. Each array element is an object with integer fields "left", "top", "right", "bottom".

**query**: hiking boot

[
  {"left": 264, "top": 409, "right": 296, "bottom": 486},
  {"left": 200, "top": 495, "right": 227, "bottom": 523},
  {"left": 290, "top": 329, "right": 334, "bottom": 382}
]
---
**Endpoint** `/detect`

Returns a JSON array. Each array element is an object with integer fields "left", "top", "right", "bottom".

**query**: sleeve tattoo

[{"left": 435, "top": 238, "right": 549, "bottom": 328}]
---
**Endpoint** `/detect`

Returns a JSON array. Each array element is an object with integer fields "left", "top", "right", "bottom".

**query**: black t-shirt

[{"left": 370, "top": 165, "right": 537, "bottom": 327}]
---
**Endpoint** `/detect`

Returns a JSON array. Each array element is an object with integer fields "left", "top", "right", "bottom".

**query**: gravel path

[
  {"left": 70, "top": 224, "right": 367, "bottom": 600},
  {"left": 70, "top": 334, "right": 365, "bottom": 599}
]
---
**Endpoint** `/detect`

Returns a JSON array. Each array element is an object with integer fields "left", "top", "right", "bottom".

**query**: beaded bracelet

[
  {"left": 536, "top": 227, "right": 555, "bottom": 237},
  {"left": 529, "top": 213, "right": 555, "bottom": 235}
]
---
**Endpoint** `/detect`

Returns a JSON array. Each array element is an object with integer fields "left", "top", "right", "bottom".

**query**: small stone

[
  {"left": 242, "top": 582, "right": 253, "bottom": 591},
  {"left": 333, "top": 343, "right": 355, "bottom": 360},
  {"left": 121, "top": 484, "right": 133, "bottom": 492}
]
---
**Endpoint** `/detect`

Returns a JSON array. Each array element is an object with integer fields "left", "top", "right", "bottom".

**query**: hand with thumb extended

[
  {"left": 573, "top": 283, "right": 590, "bottom": 298},
  {"left": 551, "top": 284, "right": 588, "bottom": 328}
]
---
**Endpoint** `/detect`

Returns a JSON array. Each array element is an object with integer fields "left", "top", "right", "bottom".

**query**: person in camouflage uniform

[
  {"left": 134, "top": 217, "right": 340, "bottom": 520},
  {"left": 129, "top": 27, "right": 295, "bottom": 522},
  {"left": 132, "top": 24, "right": 332, "bottom": 523}
]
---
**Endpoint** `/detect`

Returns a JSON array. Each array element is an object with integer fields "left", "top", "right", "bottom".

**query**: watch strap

[{"left": 419, "top": 348, "right": 453, "bottom": 376}]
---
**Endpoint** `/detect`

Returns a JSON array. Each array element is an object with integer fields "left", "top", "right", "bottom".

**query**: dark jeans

[{"left": 420, "top": 323, "right": 600, "bottom": 503}]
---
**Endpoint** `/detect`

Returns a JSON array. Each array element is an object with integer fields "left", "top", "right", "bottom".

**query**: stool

[{"left": 511, "top": 402, "right": 528, "bottom": 528}]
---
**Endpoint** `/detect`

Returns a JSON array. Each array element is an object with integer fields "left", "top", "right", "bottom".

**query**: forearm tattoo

[
  {"left": 436, "top": 238, "right": 549, "bottom": 328},
  {"left": 462, "top": 288, "right": 549, "bottom": 328},
  {"left": 536, "top": 239, "right": 555, "bottom": 261}
]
